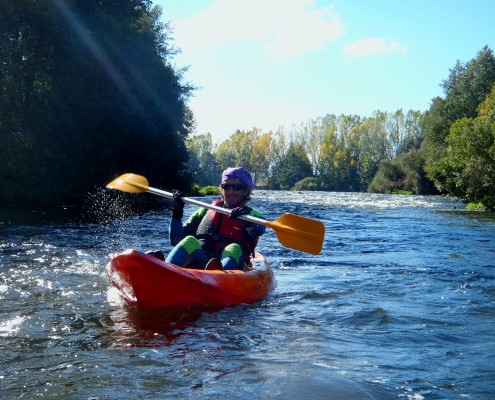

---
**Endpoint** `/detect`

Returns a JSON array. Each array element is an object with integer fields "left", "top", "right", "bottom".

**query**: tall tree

[
  {"left": 401, "top": 110, "right": 425, "bottom": 153},
  {"left": 320, "top": 117, "right": 339, "bottom": 190},
  {"left": 299, "top": 115, "right": 334, "bottom": 177},
  {"left": 431, "top": 84, "right": 495, "bottom": 208},
  {"left": 250, "top": 131, "right": 273, "bottom": 186},
  {"left": 271, "top": 143, "right": 312, "bottom": 190},
  {"left": 215, "top": 137, "right": 236, "bottom": 171},
  {"left": 423, "top": 46, "right": 495, "bottom": 191},
  {"left": 269, "top": 128, "right": 288, "bottom": 166},
  {"left": 266, "top": 128, "right": 289, "bottom": 188},
  {"left": 0, "top": 0, "right": 193, "bottom": 206},
  {"left": 186, "top": 133, "right": 220, "bottom": 186},
  {"left": 215, "top": 129, "right": 258, "bottom": 177}
]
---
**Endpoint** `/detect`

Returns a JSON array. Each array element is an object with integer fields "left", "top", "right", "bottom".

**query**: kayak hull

[{"left": 106, "top": 249, "right": 276, "bottom": 310}]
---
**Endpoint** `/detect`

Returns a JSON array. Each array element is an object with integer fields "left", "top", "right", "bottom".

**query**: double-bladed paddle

[{"left": 106, "top": 173, "right": 325, "bottom": 255}]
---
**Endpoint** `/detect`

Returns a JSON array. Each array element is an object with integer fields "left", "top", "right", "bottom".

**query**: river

[{"left": 1, "top": 190, "right": 494, "bottom": 399}]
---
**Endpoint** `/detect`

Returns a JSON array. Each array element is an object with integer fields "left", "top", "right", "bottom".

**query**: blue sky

[{"left": 154, "top": 0, "right": 495, "bottom": 143}]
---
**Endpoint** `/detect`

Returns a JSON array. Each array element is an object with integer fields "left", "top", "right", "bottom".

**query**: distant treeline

[
  {"left": 1, "top": 1, "right": 494, "bottom": 210},
  {"left": 187, "top": 110, "right": 428, "bottom": 193},
  {"left": 187, "top": 47, "right": 495, "bottom": 210}
]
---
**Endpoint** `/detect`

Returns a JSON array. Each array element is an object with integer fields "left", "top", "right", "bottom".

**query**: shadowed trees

[{"left": 0, "top": 0, "right": 193, "bottom": 206}]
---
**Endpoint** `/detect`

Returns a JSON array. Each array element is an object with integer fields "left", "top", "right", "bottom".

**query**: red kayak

[{"left": 106, "top": 249, "right": 276, "bottom": 310}]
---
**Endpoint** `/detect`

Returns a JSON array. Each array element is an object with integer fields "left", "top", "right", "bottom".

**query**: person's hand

[
  {"left": 229, "top": 206, "right": 250, "bottom": 220},
  {"left": 230, "top": 206, "right": 263, "bottom": 237},
  {"left": 172, "top": 189, "right": 185, "bottom": 219},
  {"left": 172, "top": 189, "right": 184, "bottom": 205}
]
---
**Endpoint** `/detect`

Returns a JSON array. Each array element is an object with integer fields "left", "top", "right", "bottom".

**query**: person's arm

[
  {"left": 246, "top": 209, "right": 266, "bottom": 238},
  {"left": 169, "top": 218, "right": 185, "bottom": 246},
  {"left": 169, "top": 190, "right": 185, "bottom": 246},
  {"left": 169, "top": 207, "right": 207, "bottom": 246},
  {"left": 229, "top": 207, "right": 266, "bottom": 238}
]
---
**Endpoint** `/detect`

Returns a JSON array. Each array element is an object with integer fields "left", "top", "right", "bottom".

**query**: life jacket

[{"left": 196, "top": 200, "right": 258, "bottom": 267}]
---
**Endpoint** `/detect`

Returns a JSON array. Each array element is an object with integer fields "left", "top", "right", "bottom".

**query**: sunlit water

[{"left": 1, "top": 191, "right": 494, "bottom": 399}]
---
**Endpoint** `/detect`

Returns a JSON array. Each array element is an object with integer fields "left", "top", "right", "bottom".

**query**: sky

[{"left": 154, "top": 0, "right": 495, "bottom": 143}]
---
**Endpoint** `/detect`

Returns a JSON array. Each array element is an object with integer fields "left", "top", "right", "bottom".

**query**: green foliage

[
  {"left": 189, "top": 184, "right": 219, "bottom": 196},
  {"left": 271, "top": 144, "right": 313, "bottom": 190},
  {"left": 215, "top": 129, "right": 257, "bottom": 173},
  {"left": 319, "top": 114, "right": 362, "bottom": 191},
  {"left": 434, "top": 87, "right": 495, "bottom": 209},
  {"left": 392, "top": 189, "right": 414, "bottom": 195},
  {"left": 367, "top": 161, "right": 402, "bottom": 194},
  {"left": 0, "top": 0, "right": 192, "bottom": 206},
  {"left": 424, "top": 46, "right": 495, "bottom": 193},
  {"left": 195, "top": 110, "right": 426, "bottom": 193},
  {"left": 466, "top": 202, "right": 488, "bottom": 211},
  {"left": 186, "top": 133, "right": 220, "bottom": 186},
  {"left": 250, "top": 131, "right": 274, "bottom": 186},
  {"left": 293, "top": 177, "right": 322, "bottom": 191},
  {"left": 368, "top": 149, "right": 436, "bottom": 195},
  {"left": 421, "top": 45, "right": 495, "bottom": 210},
  {"left": 199, "top": 186, "right": 220, "bottom": 196},
  {"left": 189, "top": 184, "right": 202, "bottom": 196}
]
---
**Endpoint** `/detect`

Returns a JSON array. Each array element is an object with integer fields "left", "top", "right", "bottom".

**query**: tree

[
  {"left": 0, "top": 0, "right": 193, "bottom": 206},
  {"left": 433, "top": 84, "right": 495, "bottom": 209},
  {"left": 269, "top": 128, "right": 288, "bottom": 165},
  {"left": 215, "top": 137, "right": 236, "bottom": 172},
  {"left": 215, "top": 129, "right": 257, "bottom": 174},
  {"left": 250, "top": 131, "right": 273, "bottom": 186},
  {"left": 208, "top": 108, "right": 426, "bottom": 193},
  {"left": 401, "top": 110, "right": 425, "bottom": 153},
  {"left": 423, "top": 46, "right": 495, "bottom": 192},
  {"left": 368, "top": 149, "right": 435, "bottom": 195},
  {"left": 353, "top": 112, "right": 390, "bottom": 190},
  {"left": 186, "top": 133, "right": 220, "bottom": 186},
  {"left": 271, "top": 143, "right": 312, "bottom": 190},
  {"left": 332, "top": 114, "right": 363, "bottom": 191},
  {"left": 298, "top": 115, "right": 335, "bottom": 177},
  {"left": 384, "top": 109, "right": 425, "bottom": 157},
  {"left": 367, "top": 160, "right": 402, "bottom": 194}
]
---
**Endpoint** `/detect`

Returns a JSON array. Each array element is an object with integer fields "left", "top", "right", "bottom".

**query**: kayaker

[{"left": 165, "top": 167, "right": 266, "bottom": 270}]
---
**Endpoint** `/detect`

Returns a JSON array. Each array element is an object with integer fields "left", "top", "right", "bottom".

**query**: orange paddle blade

[
  {"left": 106, "top": 173, "right": 149, "bottom": 193},
  {"left": 265, "top": 213, "right": 325, "bottom": 255}
]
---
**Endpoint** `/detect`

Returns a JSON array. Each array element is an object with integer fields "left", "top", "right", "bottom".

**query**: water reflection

[{"left": 104, "top": 288, "right": 219, "bottom": 347}]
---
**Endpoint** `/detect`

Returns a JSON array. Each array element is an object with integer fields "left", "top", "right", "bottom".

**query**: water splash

[{"left": 0, "top": 316, "right": 26, "bottom": 337}]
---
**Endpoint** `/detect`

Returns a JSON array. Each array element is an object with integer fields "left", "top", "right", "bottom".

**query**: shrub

[
  {"left": 199, "top": 186, "right": 220, "bottom": 196},
  {"left": 293, "top": 177, "right": 321, "bottom": 191}
]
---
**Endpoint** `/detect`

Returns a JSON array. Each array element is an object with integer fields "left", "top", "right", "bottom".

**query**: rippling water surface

[{"left": 1, "top": 191, "right": 494, "bottom": 399}]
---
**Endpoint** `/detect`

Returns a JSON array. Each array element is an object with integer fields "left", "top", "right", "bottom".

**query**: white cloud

[
  {"left": 342, "top": 37, "right": 408, "bottom": 57},
  {"left": 173, "top": 0, "right": 344, "bottom": 60}
]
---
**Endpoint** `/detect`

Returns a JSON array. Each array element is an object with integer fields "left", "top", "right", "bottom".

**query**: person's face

[{"left": 221, "top": 179, "right": 249, "bottom": 207}]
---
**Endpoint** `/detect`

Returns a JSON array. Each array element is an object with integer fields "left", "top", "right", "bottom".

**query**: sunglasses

[{"left": 221, "top": 183, "right": 246, "bottom": 191}]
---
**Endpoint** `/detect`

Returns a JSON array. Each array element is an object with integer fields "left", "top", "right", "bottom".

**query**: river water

[{"left": 1, "top": 191, "right": 494, "bottom": 399}]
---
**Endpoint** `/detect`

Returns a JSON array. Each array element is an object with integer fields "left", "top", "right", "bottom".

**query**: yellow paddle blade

[
  {"left": 106, "top": 173, "right": 150, "bottom": 193},
  {"left": 265, "top": 213, "right": 325, "bottom": 255}
]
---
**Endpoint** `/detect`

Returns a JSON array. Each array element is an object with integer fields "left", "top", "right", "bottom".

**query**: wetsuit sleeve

[
  {"left": 169, "top": 207, "right": 207, "bottom": 246},
  {"left": 169, "top": 218, "right": 185, "bottom": 246},
  {"left": 245, "top": 209, "right": 266, "bottom": 238}
]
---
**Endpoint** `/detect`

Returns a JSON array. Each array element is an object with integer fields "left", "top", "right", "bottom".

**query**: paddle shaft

[
  {"left": 147, "top": 186, "right": 265, "bottom": 226},
  {"left": 149, "top": 187, "right": 322, "bottom": 251}
]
